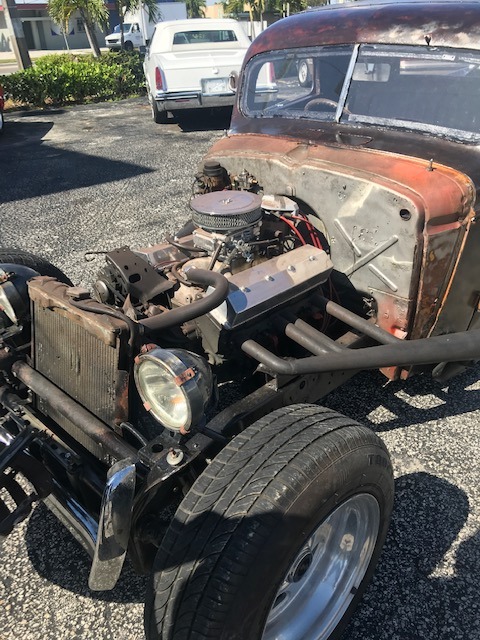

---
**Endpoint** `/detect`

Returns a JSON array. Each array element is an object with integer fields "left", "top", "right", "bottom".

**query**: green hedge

[{"left": 2, "top": 51, "right": 145, "bottom": 107}]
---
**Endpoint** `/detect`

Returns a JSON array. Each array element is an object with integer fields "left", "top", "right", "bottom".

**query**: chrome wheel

[{"left": 263, "top": 493, "right": 380, "bottom": 640}]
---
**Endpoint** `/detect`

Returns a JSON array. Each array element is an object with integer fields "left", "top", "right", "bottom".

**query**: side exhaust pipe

[{"left": 242, "top": 329, "right": 480, "bottom": 375}]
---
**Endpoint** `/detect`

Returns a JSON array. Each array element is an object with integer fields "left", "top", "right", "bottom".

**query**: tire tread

[
  {"left": 0, "top": 248, "right": 72, "bottom": 284},
  {"left": 145, "top": 404, "right": 393, "bottom": 640}
]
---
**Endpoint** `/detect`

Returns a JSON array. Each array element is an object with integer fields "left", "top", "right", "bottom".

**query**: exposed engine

[
  {"left": 94, "top": 166, "right": 331, "bottom": 310},
  {"left": 92, "top": 168, "right": 336, "bottom": 370},
  {"left": 0, "top": 161, "right": 371, "bottom": 450}
]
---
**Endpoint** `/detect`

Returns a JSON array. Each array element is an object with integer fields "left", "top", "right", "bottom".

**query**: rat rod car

[{"left": 2, "top": 1, "right": 480, "bottom": 638}]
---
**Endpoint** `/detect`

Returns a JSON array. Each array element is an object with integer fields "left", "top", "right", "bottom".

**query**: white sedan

[{"left": 143, "top": 18, "right": 251, "bottom": 123}]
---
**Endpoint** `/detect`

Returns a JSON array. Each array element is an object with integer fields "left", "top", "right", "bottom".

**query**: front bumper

[
  {"left": 0, "top": 361, "right": 139, "bottom": 590},
  {"left": 0, "top": 407, "right": 136, "bottom": 591},
  {"left": 154, "top": 90, "right": 235, "bottom": 112},
  {"left": 45, "top": 459, "right": 136, "bottom": 591}
]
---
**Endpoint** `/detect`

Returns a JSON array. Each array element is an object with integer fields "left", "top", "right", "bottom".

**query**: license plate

[{"left": 201, "top": 77, "right": 230, "bottom": 95}]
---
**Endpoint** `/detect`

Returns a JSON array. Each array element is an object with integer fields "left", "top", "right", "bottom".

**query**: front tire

[
  {"left": 145, "top": 404, "right": 394, "bottom": 640},
  {"left": 0, "top": 248, "right": 72, "bottom": 284},
  {"left": 123, "top": 40, "right": 134, "bottom": 52}
]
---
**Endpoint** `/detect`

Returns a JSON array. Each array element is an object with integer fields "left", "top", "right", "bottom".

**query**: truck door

[{"left": 132, "top": 23, "right": 142, "bottom": 47}]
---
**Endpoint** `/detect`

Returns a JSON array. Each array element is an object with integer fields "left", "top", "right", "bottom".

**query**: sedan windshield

[{"left": 242, "top": 44, "right": 480, "bottom": 141}]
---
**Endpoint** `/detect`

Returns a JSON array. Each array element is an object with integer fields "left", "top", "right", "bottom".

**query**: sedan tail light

[{"left": 155, "top": 67, "right": 163, "bottom": 90}]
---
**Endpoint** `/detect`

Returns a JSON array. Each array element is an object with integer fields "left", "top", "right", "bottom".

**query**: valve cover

[{"left": 207, "top": 245, "right": 333, "bottom": 329}]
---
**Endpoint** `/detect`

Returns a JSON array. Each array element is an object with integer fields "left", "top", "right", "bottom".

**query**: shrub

[{"left": 2, "top": 51, "right": 145, "bottom": 107}]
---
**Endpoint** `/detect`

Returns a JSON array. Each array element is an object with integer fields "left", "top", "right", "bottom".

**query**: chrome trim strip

[
  {"left": 0, "top": 425, "right": 14, "bottom": 447},
  {"left": 335, "top": 43, "right": 359, "bottom": 123},
  {"left": 154, "top": 93, "right": 235, "bottom": 111}
]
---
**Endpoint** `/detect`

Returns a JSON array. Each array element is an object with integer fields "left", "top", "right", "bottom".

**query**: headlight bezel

[{"left": 134, "top": 347, "right": 213, "bottom": 433}]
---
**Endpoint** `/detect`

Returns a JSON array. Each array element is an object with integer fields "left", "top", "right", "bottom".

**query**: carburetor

[{"left": 190, "top": 191, "right": 264, "bottom": 264}]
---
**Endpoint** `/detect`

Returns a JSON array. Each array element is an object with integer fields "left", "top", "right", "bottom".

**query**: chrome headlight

[
  {"left": 134, "top": 348, "right": 213, "bottom": 432},
  {"left": 0, "top": 265, "right": 38, "bottom": 332},
  {"left": 0, "top": 280, "right": 20, "bottom": 327}
]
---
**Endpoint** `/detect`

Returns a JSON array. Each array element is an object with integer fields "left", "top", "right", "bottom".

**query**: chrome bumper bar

[
  {"left": 154, "top": 91, "right": 235, "bottom": 112},
  {"left": 44, "top": 458, "right": 136, "bottom": 591}
]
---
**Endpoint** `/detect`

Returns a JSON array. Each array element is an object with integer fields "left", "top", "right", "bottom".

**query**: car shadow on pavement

[
  {"left": 0, "top": 119, "right": 54, "bottom": 150},
  {"left": 323, "top": 364, "right": 480, "bottom": 433},
  {"left": 25, "top": 503, "right": 146, "bottom": 603},
  {"left": 174, "top": 107, "right": 233, "bottom": 132},
  {"left": 0, "top": 118, "right": 154, "bottom": 204},
  {"left": 342, "top": 472, "right": 477, "bottom": 640}
]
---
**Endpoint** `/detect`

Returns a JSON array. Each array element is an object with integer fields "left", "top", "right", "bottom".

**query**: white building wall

[{"left": 0, "top": 1, "right": 106, "bottom": 52}]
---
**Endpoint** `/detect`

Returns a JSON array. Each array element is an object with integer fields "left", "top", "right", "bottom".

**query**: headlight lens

[{"left": 134, "top": 348, "right": 213, "bottom": 432}]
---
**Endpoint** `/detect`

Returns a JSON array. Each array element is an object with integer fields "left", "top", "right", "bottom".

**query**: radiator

[{"left": 28, "top": 278, "right": 130, "bottom": 461}]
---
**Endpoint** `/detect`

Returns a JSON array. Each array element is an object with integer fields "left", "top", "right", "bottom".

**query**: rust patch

[
  {"left": 28, "top": 277, "right": 126, "bottom": 347},
  {"left": 174, "top": 367, "right": 195, "bottom": 386},
  {"left": 114, "top": 369, "right": 129, "bottom": 425},
  {"left": 206, "top": 136, "right": 473, "bottom": 225}
]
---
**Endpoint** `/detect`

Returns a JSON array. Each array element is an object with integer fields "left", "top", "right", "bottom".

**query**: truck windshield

[
  {"left": 241, "top": 44, "right": 480, "bottom": 141},
  {"left": 113, "top": 23, "right": 132, "bottom": 33}
]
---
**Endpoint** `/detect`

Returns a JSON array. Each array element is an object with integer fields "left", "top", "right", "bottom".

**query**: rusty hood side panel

[{"left": 204, "top": 134, "right": 475, "bottom": 341}]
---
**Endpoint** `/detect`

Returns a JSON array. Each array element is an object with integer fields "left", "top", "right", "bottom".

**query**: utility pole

[{"left": 1, "top": 0, "right": 32, "bottom": 70}]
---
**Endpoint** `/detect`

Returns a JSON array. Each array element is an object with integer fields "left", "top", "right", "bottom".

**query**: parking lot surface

[{"left": 0, "top": 99, "right": 479, "bottom": 640}]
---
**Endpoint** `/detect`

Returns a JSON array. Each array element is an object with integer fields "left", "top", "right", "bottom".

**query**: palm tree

[
  {"left": 185, "top": 0, "right": 206, "bottom": 18},
  {"left": 223, "top": 0, "right": 306, "bottom": 22},
  {"left": 114, "top": 0, "right": 160, "bottom": 49},
  {"left": 48, "top": 0, "right": 108, "bottom": 57},
  {"left": 223, "top": 0, "right": 307, "bottom": 38}
]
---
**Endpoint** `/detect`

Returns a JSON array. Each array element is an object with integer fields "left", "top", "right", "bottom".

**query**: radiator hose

[{"left": 139, "top": 268, "right": 229, "bottom": 334}]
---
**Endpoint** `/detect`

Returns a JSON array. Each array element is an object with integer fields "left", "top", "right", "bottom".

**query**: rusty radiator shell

[{"left": 28, "top": 277, "right": 130, "bottom": 461}]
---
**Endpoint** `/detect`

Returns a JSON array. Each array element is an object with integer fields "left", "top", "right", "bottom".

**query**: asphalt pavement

[{"left": 0, "top": 99, "right": 479, "bottom": 640}]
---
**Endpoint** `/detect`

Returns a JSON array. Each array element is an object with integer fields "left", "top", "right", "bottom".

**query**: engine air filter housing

[{"left": 190, "top": 191, "right": 263, "bottom": 233}]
